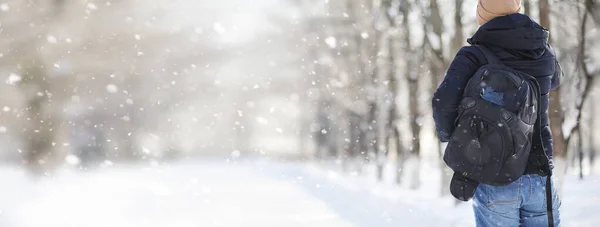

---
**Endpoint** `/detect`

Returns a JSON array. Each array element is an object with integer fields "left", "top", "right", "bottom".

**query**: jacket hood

[{"left": 468, "top": 13, "right": 549, "bottom": 59}]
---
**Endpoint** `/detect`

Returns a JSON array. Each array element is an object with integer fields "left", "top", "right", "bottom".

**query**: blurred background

[{"left": 0, "top": 0, "right": 598, "bottom": 226}]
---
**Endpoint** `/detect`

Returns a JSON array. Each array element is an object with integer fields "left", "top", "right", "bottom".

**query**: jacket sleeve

[
  {"left": 541, "top": 125, "right": 554, "bottom": 168},
  {"left": 550, "top": 60, "right": 562, "bottom": 90},
  {"left": 548, "top": 44, "right": 562, "bottom": 90},
  {"left": 432, "top": 47, "right": 483, "bottom": 142},
  {"left": 544, "top": 45, "right": 562, "bottom": 168}
]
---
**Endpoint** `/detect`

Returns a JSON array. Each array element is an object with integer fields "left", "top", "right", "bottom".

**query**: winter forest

[{"left": 0, "top": 0, "right": 599, "bottom": 226}]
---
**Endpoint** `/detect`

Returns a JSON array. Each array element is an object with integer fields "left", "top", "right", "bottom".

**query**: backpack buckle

[{"left": 500, "top": 109, "right": 512, "bottom": 121}]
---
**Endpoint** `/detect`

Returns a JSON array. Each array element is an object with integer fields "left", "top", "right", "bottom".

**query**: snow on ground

[{"left": 0, "top": 158, "right": 597, "bottom": 227}]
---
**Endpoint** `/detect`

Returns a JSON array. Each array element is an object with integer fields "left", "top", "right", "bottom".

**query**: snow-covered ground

[{"left": 0, "top": 159, "right": 597, "bottom": 227}]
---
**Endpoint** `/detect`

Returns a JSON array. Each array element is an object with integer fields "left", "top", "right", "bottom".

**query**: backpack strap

[
  {"left": 474, "top": 45, "right": 503, "bottom": 65},
  {"left": 546, "top": 176, "right": 554, "bottom": 227}
]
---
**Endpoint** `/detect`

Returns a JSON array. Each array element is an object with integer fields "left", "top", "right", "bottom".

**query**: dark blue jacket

[{"left": 432, "top": 14, "right": 562, "bottom": 162}]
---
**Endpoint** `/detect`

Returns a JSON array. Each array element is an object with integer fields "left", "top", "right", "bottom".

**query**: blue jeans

[{"left": 473, "top": 175, "right": 561, "bottom": 227}]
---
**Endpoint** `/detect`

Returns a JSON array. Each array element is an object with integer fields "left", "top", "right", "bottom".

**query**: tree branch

[
  {"left": 586, "top": 0, "right": 600, "bottom": 24},
  {"left": 566, "top": 8, "right": 595, "bottom": 147}
]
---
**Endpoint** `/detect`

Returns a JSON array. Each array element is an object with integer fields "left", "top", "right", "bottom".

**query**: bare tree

[
  {"left": 396, "top": 0, "right": 422, "bottom": 189},
  {"left": 440, "top": 0, "right": 465, "bottom": 196},
  {"left": 524, "top": 0, "right": 532, "bottom": 16},
  {"left": 421, "top": 0, "right": 452, "bottom": 193},
  {"left": 539, "top": 0, "right": 570, "bottom": 188},
  {"left": 380, "top": 0, "right": 408, "bottom": 184},
  {"left": 0, "top": 0, "right": 74, "bottom": 175},
  {"left": 564, "top": 2, "right": 597, "bottom": 180},
  {"left": 586, "top": 0, "right": 600, "bottom": 24},
  {"left": 590, "top": 91, "right": 597, "bottom": 171}
]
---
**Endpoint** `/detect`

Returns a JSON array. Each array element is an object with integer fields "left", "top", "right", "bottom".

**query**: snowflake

[
  {"left": 106, "top": 84, "right": 119, "bottom": 93},
  {"left": 0, "top": 3, "right": 9, "bottom": 12},
  {"left": 47, "top": 35, "right": 57, "bottom": 44}
]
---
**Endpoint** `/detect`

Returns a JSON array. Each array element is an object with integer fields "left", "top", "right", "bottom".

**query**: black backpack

[{"left": 444, "top": 45, "right": 555, "bottom": 226}]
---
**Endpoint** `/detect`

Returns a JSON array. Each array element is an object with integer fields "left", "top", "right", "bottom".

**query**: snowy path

[{"left": 0, "top": 159, "right": 597, "bottom": 227}]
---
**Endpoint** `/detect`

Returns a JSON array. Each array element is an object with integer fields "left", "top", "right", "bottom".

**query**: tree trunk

[
  {"left": 386, "top": 32, "right": 405, "bottom": 185},
  {"left": 377, "top": 36, "right": 397, "bottom": 181},
  {"left": 399, "top": 0, "right": 420, "bottom": 189},
  {"left": 380, "top": 0, "right": 396, "bottom": 182},
  {"left": 348, "top": 112, "right": 361, "bottom": 172},
  {"left": 339, "top": 111, "right": 351, "bottom": 172},
  {"left": 578, "top": 128, "right": 584, "bottom": 179},
  {"left": 523, "top": 0, "right": 532, "bottom": 16},
  {"left": 420, "top": 0, "right": 452, "bottom": 194},
  {"left": 365, "top": 1, "right": 382, "bottom": 180},
  {"left": 408, "top": 72, "right": 421, "bottom": 189},
  {"left": 394, "top": 126, "right": 405, "bottom": 184},
  {"left": 436, "top": 0, "right": 465, "bottom": 197},
  {"left": 452, "top": 0, "right": 465, "bottom": 55},
  {"left": 358, "top": 117, "right": 369, "bottom": 167},
  {"left": 20, "top": 62, "right": 58, "bottom": 176},
  {"left": 539, "top": 0, "right": 551, "bottom": 29},
  {"left": 539, "top": 0, "right": 568, "bottom": 187},
  {"left": 590, "top": 92, "right": 597, "bottom": 173},
  {"left": 370, "top": 101, "right": 383, "bottom": 179},
  {"left": 586, "top": 0, "right": 600, "bottom": 25}
]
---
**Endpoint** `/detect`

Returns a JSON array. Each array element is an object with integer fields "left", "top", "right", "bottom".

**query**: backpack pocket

[
  {"left": 493, "top": 116, "right": 534, "bottom": 185},
  {"left": 444, "top": 98, "right": 511, "bottom": 184},
  {"left": 464, "top": 67, "right": 530, "bottom": 115}
]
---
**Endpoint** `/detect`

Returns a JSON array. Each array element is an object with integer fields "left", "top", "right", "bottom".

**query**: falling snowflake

[
  {"left": 0, "top": 3, "right": 9, "bottom": 12},
  {"left": 106, "top": 84, "right": 119, "bottom": 93},
  {"left": 0, "top": 126, "right": 6, "bottom": 133},
  {"left": 361, "top": 32, "right": 369, "bottom": 39},
  {"left": 6, "top": 73, "right": 21, "bottom": 85},
  {"left": 213, "top": 22, "right": 225, "bottom": 34},
  {"left": 87, "top": 3, "right": 98, "bottom": 10},
  {"left": 47, "top": 35, "right": 57, "bottom": 44},
  {"left": 256, "top": 117, "right": 268, "bottom": 124},
  {"left": 231, "top": 150, "right": 241, "bottom": 158},
  {"left": 65, "top": 154, "right": 80, "bottom": 166},
  {"left": 134, "top": 34, "right": 141, "bottom": 40},
  {"left": 324, "top": 36, "right": 337, "bottom": 48},
  {"left": 102, "top": 160, "right": 113, "bottom": 167}
]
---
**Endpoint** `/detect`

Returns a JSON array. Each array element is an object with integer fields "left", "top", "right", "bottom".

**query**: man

[{"left": 432, "top": 0, "right": 562, "bottom": 226}]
